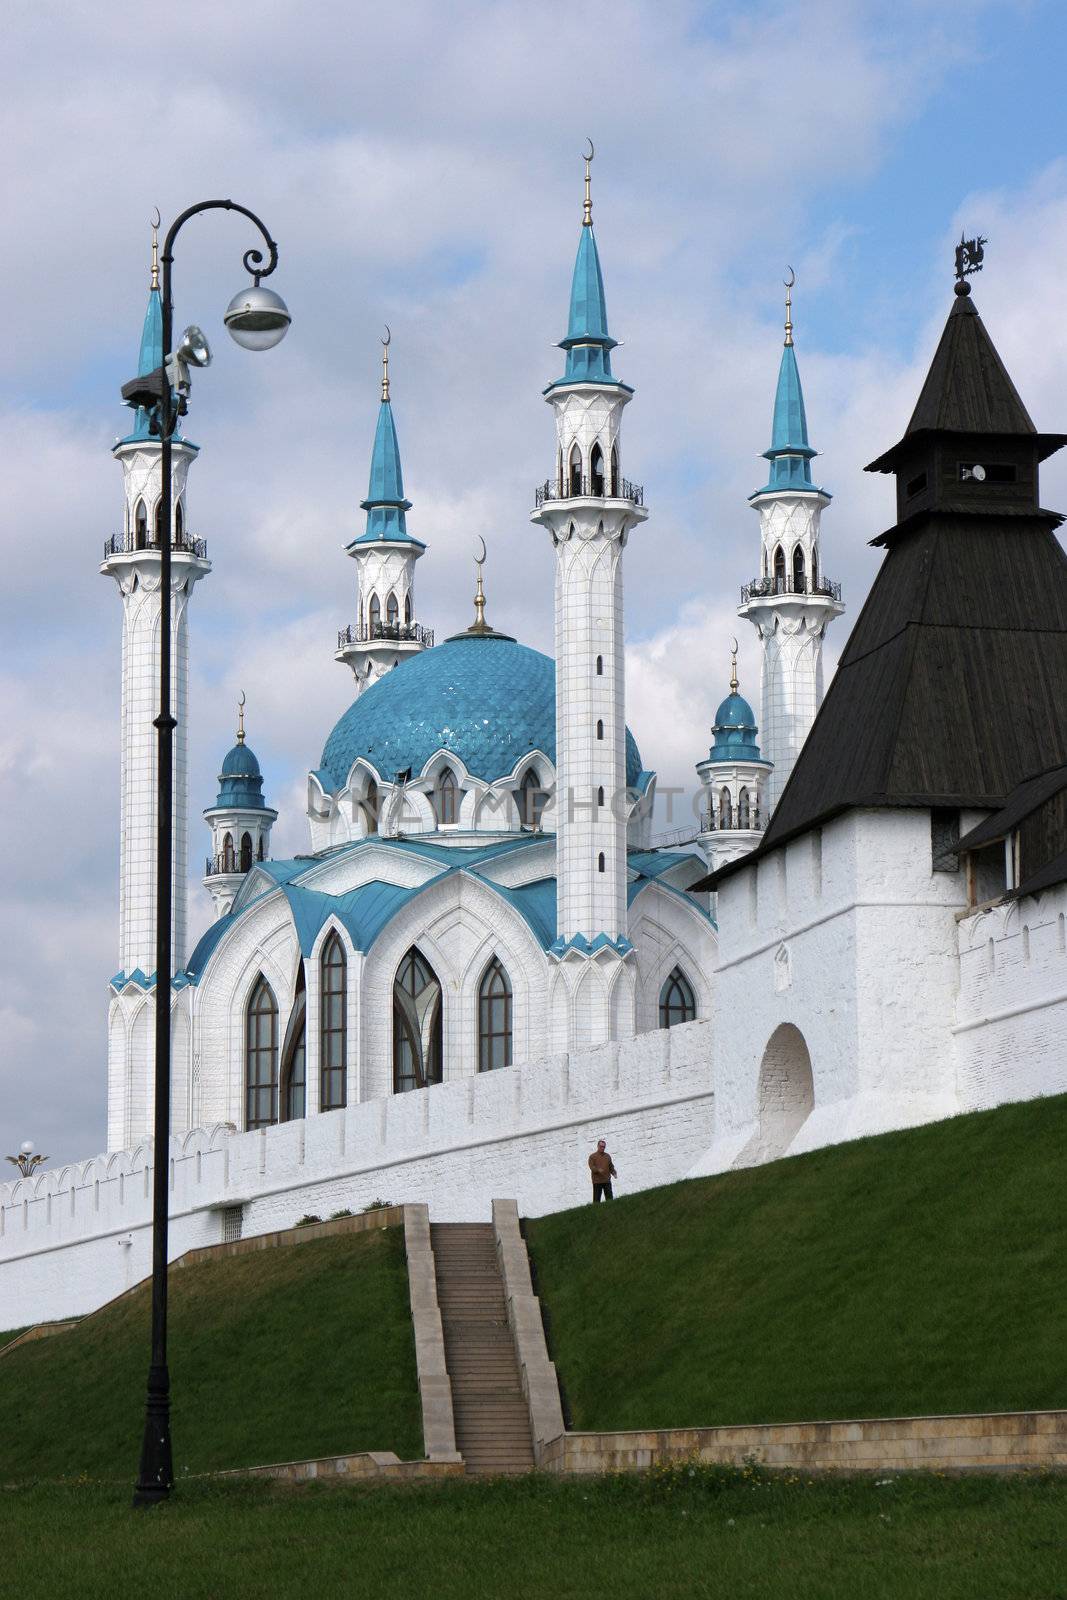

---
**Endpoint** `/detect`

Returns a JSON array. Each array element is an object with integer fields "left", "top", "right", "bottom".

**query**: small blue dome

[
  {"left": 319, "top": 632, "right": 643, "bottom": 791},
  {"left": 210, "top": 740, "right": 272, "bottom": 812},
  {"left": 706, "top": 691, "right": 764, "bottom": 764},
  {"left": 221, "top": 742, "right": 261, "bottom": 778}
]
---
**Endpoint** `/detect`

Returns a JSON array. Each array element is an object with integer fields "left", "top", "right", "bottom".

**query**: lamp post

[{"left": 123, "top": 200, "right": 290, "bottom": 1508}]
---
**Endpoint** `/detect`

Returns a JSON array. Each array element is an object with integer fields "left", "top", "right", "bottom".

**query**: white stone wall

[
  {"left": 695, "top": 809, "right": 965, "bottom": 1174},
  {"left": 955, "top": 883, "right": 1067, "bottom": 1110},
  {"left": 0, "top": 1018, "right": 713, "bottom": 1329}
]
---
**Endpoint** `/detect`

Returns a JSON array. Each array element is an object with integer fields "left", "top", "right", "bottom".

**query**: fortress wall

[{"left": 0, "top": 1018, "right": 713, "bottom": 1328}]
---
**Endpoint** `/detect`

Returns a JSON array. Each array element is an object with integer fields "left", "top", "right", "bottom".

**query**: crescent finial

[
  {"left": 151, "top": 206, "right": 161, "bottom": 231},
  {"left": 149, "top": 208, "right": 161, "bottom": 290},
  {"left": 475, "top": 535, "right": 487, "bottom": 566},
  {"left": 381, "top": 324, "right": 391, "bottom": 348},
  {"left": 584, "top": 138, "right": 595, "bottom": 163},
  {"left": 784, "top": 266, "right": 796, "bottom": 289},
  {"left": 236, "top": 690, "right": 246, "bottom": 744},
  {"left": 729, "top": 641, "right": 739, "bottom": 694},
  {"left": 784, "top": 267, "right": 795, "bottom": 346},
  {"left": 730, "top": 637, "right": 738, "bottom": 656},
  {"left": 380, "top": 327, "right": 391, "bottom": 400}
]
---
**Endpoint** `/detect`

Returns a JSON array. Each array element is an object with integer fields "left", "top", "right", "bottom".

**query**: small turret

[
  {"left": 203, "top": 696, "right": 277, "bottom": 918},
  {"left": 696, "top": 644, "right": 772, "bottom": 872}
]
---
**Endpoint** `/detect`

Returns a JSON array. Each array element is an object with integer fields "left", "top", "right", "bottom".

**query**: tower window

[
  {"left": 240, "top": 832, "right": 253, "bottom": 873},
  {"left": 153, "top": 499, "right": 164, "bottom": 544},
  {"left": 222, "top": 831, "right": 235, "bottom": 873},
  {"left": 175, "top": 499, "right": 185, "bottom": 545},
  {"left": 404, "top": 593, "right": 412, "bottom": 627},
  {"left": 393, "top": 948, "right": 443, "bottom": 1092},
  {"left": 792, "top": 545, "right": 806, "bottom": 592},
  {"left": 320, "top": 932, "right": 347, "bottom": 1111},
  {"left": 959, "top": 462, "right": 1016, "bottom": 483},
  {"left": 369, "top": 594, "right": 381, "bottom": 637},
  {"left": 906, "top": 472, "right": 927, "bottom": 497},
  {"left": 659, "top": 967, "right": 696, "bottom": 1029},
  {"left": 596, "top": 655, "right": 603, "bottom": 675},
  {"left": 591, "top": 442, "right": 605, "bottom": 497},
  {"left": 558, "top": 448, "right": 564, "bottom": 496},
  {"left": 738, "top": 788, "right": 751, "bottom": 829},
  {"left": 718, "top": 789, "right": 732, "bottom": 829},
  {"left": 520, "top": 767, "right": 546, "bottom": 828},
  {"left": 478, "top": 957, "right": 513, "bottom": 1072},
  {"left": 597, "top": 785, "right": 605, "bottom": 807},
  {"left": 386, "top": 591, "right": 399, "bottom": 628},
  {"left": 569, "top": 442, "right": 582, "bottom": 496},
  {"left": 610, "top": 443, "right": 619, "bottom": 496},
  {"left": 434, "top": 766, "right": 458, "bottom": 825},
  {"left": 363, "top": 777, "right": 379, "bottom": 834},
  {"left": 597, "top": 852, "right": 605, "bottom": 872},
  {"left": 773, "top": 544, "right": 786, "bottom": 586},
  {"left": 245, "top": 976, "right": 278, "bottom": 1130},
  {"left": 134, "top": 499, "right": 148, "bottom": 549},
  {"left": 596, "top": 720, "right": 604, "bottom": 740}
]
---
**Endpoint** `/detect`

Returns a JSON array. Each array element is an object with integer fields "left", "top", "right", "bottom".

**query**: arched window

[
  {"left": 610, "top": 443, "right": 619, "bottom": 496},
  {"left": 393, "top": 948, "right": 443, "bottom": 1093},
  {"left": 363, "top": 777, "right": 379, "bottom": 834},
  {"left": 153, "top": 499, "right": 164, "bottom": 544},
  {"left": 520, "top": 768, "right": 546, "bottom": 828},
  {"left": 738, "top": 788, "right": 751, "bottom": 828},
  {"left": 659, "top": 967, "right": 696, "bottom": 1029},
  {"left": 175, "top": 500, "right": 185, "bottom": 544},
  {"left": 596, "top": 655, "right": 603, "bottom": 675},
  {"left": 434, "top": 766, "right": 458, "bottom": 825},
  {"left": 598, "top": 852, "right": 606, "bottom": 872},
  {"left": 358, "top": 597, "right": 364, "bottom": 632},
  {"left": 222, "top": 831, "right": 235, "bottom": 872},
  {"left": 386, "top": 591, "right": 399, "bottom": 629},
  {"left": 597, "top": 785, "right": 605, "bottom": 807},
  {"left": 811, "top": 544, "right": 819, "bottom": 589},
  {"left": 478, "top": 957, "right": 512, "bottom": 1072},
  {"left": 240, "top": 832, "right": 253, "bottom": 873},
  {"left": 134, "top": 499, "right": 148, "bottom": 549},
  {"left": 596, "top": 719, "right": 604, "bottom": 740},
  {"left": 404, "top": 593, "right": 412, "bottom": 627},
  {"left": 280, "top": 967, "right": 306, "bottom": 1123},
  {"left": 320, "top": 932, "right": 347, "bottom": 1110},
  {"left": 557, "top": 448, "right": 564, "bottom": 495},
  {"left": 245, "top": 976, "right": 278, "bottom": 1129},
  {"left": 257, "top": 835, "right": 266, "bottom": 860},
  {"left": 718, "top": 788, "right": 732, "bottom": 829},
  {"left": 773, "top": 544, "right": 786, "bottom": 586},
  {"left": 590, "top": 442, "right": 605, "bottom": 496},
  {"left": 569, "top": 442, "right": 582, "bottom": 497},
  {"left": 369, "top": 594, "right": 381, "bottom": 637},
  {"left": 792, "top": 545, "right": 806, "bottom": 592}
]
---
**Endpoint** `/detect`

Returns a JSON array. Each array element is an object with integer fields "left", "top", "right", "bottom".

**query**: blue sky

[{"left": 2, "top": 0, "right": 1067, "bottom": 1161}]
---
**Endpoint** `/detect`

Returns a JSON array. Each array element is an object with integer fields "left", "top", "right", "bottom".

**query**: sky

[{"left": 3, "top": 0, "right": 1067, "bottom": 1162}]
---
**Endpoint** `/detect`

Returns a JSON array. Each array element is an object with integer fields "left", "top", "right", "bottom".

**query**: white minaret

[
  {"left": 738, "top": 276, "right": 843, "bottom": 813},
  {"left": 203, "top": 696, "right": 277, "bottom": 919},
  {"left": 531, "top": 151, "right": 647, "bottom": 1044},
  {"left": 696, "top": 644, "right": 772, "bottom": 873},
  {"left": 335, "top": 333, "right": 433, "bottom": 693},
  {"left": 102, "top": 232, "right": 210, "bottom": 981}
]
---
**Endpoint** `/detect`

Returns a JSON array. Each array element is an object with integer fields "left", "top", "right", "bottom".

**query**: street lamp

[{"left": 124, "top": 200, "right": 290, "bottom": 1510}]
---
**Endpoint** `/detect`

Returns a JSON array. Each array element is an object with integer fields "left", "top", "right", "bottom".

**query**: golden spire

[
  {"left": 381, "top": 325, "right": 391, "bottom": 402},
  {"left": 150, "top": 207, "right": 160, "bottom": 291},
  {"left": 729, "top": 638, "right": 739, "bottom": 695},
  {"left": 236, "top": 690, "right": 246, "bottom": 745},
  {"left": 582, "top": 138, "right": 594, "bottom": 227},
  {"left": 471, "top": 536, "right": 491, "bottom": 633},
  {"left": 784, "top": 266, "right": 795, "bottom": 348}
]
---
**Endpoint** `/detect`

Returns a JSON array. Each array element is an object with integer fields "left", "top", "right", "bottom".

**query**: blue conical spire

[
  {"left": 351, "top": 335, "right": 423, "bottom": 548},
  {"left": 751, "top": 277, "right": 827, "bottom": 499},
  {"left": 547, "top": 152, "right": 627, "bottom": 391},
  {"left": 120, "top": 253, "right": 164, "bottom": 444}
]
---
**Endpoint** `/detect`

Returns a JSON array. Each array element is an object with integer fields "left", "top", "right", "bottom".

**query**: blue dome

[
  {"left": 319, "top": 632, "right": 644, "bottom": 791},
  {"left": 220, "top": 742, "right": 261, "bottom": 778},
  {"left": 706, "top": 691, "right": 765, "bottom": 764},
  {"left": 210, "top": 741, "right": 272, "bottom": 812}
]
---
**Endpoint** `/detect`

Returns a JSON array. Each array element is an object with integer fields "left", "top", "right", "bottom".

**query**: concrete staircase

[{"left": 431, "top": 1222, "right": 536, "bottom": 1475}]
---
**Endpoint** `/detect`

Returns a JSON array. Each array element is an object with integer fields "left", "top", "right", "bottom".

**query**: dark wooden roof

[
  {"left": 705, "top": 288, "right": 1067, "bottom": 891},
  {"left": 867, "top": 289, "right": 1065, "bottom": 472},
  {"left": 958, "top": 761, "right": 1067, "bottom": 849}
]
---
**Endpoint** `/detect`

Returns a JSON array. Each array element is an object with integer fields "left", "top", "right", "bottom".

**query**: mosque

[{"left": 2, "top": 165, "right": 1066, "bottom": 1326}]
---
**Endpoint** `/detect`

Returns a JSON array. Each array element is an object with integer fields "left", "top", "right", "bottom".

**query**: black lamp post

[{"left": 123, "top": 200, "right": 290, "bottom": 1508}]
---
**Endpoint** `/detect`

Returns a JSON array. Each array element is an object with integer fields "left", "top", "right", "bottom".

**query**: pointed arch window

[
  {"left": 404, "top": 593, "right": 412, "bottom": 627},
  {"left": 558, "top": 448, "right": 565, "bottom": 496},
  {"left": 596, "top": 655, "right": 603, "bottom": 675},
  {"left": 257, "top": 835, "right": 266, "bottom": 860},
  {"left": 386, "top": 591, "right": 399, "bottom": 629},
  {"left": 320, "top": 932, "right": 347, "bottom": 1111},
  {"left": 240, "top": 831, "right": 254, "bottom": 873},
  {"left": 792, "top": 545, "right": 806, "bottom": 592},
  {"left": 393, "top": 948, "right": 443, "bottom": 1093},
  {"left": 281, "top": 967, "right": 306, "bottom": 1122},
  {"left": 174, "top": 499, "right": 185, "bottom": 545},
  {"left": 478, "top": 957, "right": 512, "bottom": 1072},
  {"left": 596, "top": 720, "right": 604, "bottom": 740},
  {"left": 718, "top": 789, "right": 733, "bottom": 829},
  {"left": 659, "top": 967, "right": 696, "bottom": 1029},
  {"left": 597, "top": 785, "right": 605, "bottom": 807},
  {"left": 590, "top": 442, "right": 605, "bottom": 496},
  {"left": 610, "top": 443, "right": 619, "bottom": 496},
  {"left": 434, "top": 766, "right": 458, "bottom": 826},
  {"left": 598, "top": 852, "right": 606, "bottom": 872},
  {"left": 369, "top": 594, "right": 381, "bottom": 637},
  {"left": 520, "top": 767, "right": 546, "bottom": 828},
  {"left": 153, "top": 499, "right": 164, "bottom": 545},
  {"left": 363, "top": 777, "right": 379, "bottom": 834},
  {"left": 222, "top": 831, "right": 235, "bottom": 872},
  {"left": 245, "top": 976, "right": 278, "bottom": 1129},
  {"left": 738, "top": 788, "right": 751, "bottom": 829},
  {"left": 134, "top": 499, "right": 148, "bottom": 549},
  {"left": 569, "top": 442, "right": 582, "bottom": 496},
  {"left": 811, "top": 544, "right": 819, "bottom": 589},
  {"left": 773, "top": 544, "right": 786, "bottom": 586}
]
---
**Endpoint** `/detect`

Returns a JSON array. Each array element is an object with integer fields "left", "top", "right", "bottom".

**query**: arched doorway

[
  {"left": 393, "top": 947, "right": 443, "bottom": 1092},
  {"left": 736, "top": 1022, "right": 814, "bottom": 1166}
]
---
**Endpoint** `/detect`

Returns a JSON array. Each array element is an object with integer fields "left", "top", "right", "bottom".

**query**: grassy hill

[
  {"left": 525, "top": 1094, "right": 1067, "bottom": 1431},
  {"left": 0, "top": 1228, "right": 421, "bottom": 1480}
]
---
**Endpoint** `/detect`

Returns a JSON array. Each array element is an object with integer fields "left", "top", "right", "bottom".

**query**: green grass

[
  {"left": 0, "top": 1229, "right": 421, "bottom": 1479},
  {"left": 0, "top": 1326, "right": 28, "bottom": 1349},
  {"left": 3, "top": 1467, "right": 1065, "bottom": 1599},
  {"left": 526, "top": 1094, "right": 1067, "bottom": 1430}
]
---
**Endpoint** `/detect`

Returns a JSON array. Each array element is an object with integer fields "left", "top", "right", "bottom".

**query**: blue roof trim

[
  {"left": 628, "top": 874, "right": 717, "bottom": 929},
  {"left": 626, "top": 849, "right": 698, "bottom": 879},
  {"left": 548, "top": 931, "right": 634, "bottom": 959},
  {"left": 465, "top": 872, "right": 557, "bottom": 951},
  {"left": 347, "top": 529, "right": 426, "bottom": 551}
]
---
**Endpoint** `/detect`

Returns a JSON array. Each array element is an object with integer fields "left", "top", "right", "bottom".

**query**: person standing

[{"left": 588, "top": 1139, "right": 617, "bottom": 1203}]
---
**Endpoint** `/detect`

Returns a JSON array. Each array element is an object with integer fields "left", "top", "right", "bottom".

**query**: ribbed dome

[
  {"left": 220, "top": 742, "right": 261, "bottom": 778},
  {"left": 210, "top": 741, "right": 272, "bottom": 812},
  {"left": 707, "top": 691, "right": 764, "bottom": 764},
  {"left": 319, "top": 632, "right": 643, "bottom": 791}
]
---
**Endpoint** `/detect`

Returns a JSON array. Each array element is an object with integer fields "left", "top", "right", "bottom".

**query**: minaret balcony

[
  {"left": 740, "top": 574, "right": 841, "bottom": 604},
  {"left": 699, "top": 809, "right": 766, "bottom": 834},
  {"left": 337, "top": 620, "right": 434, "bottom": 650},
  {"left": 104, "top": 531, "right": 208, "bottom": 560},
  {"left": 534, "top": 476, "right": 644, "bottom": 508}
]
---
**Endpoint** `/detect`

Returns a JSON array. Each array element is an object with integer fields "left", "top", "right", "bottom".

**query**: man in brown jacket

[{"left": 588, "top": 1139, "right": 617, "bottom": 1203}]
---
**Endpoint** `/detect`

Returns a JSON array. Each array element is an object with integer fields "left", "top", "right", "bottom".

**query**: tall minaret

[
  {"left": 102, "top": 226, "right": 210, "bottom": 980},
  {"left": 532, "top": 147, "right": 647, "bottom": 1008},
  {"left": 738, "top": 275, "right": 843, "bottom": 813},
  {"left": 335, "top": 332, "right": 432, "bottom": 692}
]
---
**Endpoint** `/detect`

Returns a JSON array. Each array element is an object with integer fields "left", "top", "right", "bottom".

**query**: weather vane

[{"left": 954, "top": 232, "right": 987, "bottom": 296}]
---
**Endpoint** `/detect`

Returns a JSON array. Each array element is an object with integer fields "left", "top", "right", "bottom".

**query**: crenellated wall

[{"left": 0, "top": 1018, "right": 713, "bottom": 1329}]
